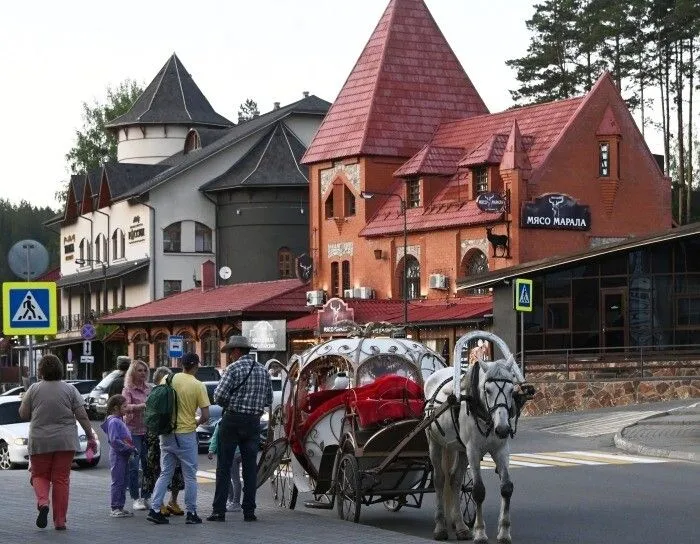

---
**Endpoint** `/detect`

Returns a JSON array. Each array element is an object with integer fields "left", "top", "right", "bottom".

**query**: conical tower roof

[
  {"left": 303, "top": 0, "right": 488, "bottom": 164},
  {"left": 106, "top": 53, "right": 232, "bottom": 129}
]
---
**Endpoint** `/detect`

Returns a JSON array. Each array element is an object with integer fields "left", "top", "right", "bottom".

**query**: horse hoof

[
  {"left": 497, "top": 539, "right": 512, "bottom": 544},
  {"left": 433, "top": 529, "right": 449, "bottom": 541},
  {"left": 474, "top": 538, "right": 488, "bottom": 544},
  {"left": 456, "top": 528, "right": 473, "bottom": 540}
]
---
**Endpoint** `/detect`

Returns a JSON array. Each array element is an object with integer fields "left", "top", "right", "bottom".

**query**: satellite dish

[
  {"left": 219, "top": 266, "right": 232, "bottom": 280},
  {"left": 8, "top": 240, "right": 49, "bottom": 280}
]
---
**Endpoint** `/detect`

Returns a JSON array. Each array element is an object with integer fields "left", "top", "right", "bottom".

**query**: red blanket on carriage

[{"left": 288, "top": 375, "right": 425, "bottom": 455}]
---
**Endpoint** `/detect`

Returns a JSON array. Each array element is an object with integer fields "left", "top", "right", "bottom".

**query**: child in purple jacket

[{"left": 101, "top": 395, "right": 137, "bottom": 517}]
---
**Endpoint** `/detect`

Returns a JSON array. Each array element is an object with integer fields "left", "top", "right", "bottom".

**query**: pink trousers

[{"left": 30, "top": 450, "right": 74, "bottom": 528}]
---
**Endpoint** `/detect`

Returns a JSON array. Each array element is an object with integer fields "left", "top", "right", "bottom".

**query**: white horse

[{"left": 424, "top": 332, "right": 525, "bottom": 543}]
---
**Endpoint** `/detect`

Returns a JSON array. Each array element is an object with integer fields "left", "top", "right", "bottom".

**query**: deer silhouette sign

[{"left": 486, "top": 227, "right": 509, "bottom": 258}]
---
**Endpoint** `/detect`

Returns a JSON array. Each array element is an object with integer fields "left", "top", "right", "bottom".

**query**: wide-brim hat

[{"left": 221, "top": 335, "right": 251, "bottom": 352}]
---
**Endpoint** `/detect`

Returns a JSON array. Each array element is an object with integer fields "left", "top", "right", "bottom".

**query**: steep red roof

[
  {"left": 99, "top": 279, "right": 307, "bottom": 323},
  {"left": 394, "top": 145, "right": 465, "bottom": 177},
  {"left": 287, "top": 296, "right": 491, "bottom": 331},
  {"left": 362, "top": 97, "right": 584, "bottom": 236},
  {"left": 302, "top": 0, "right": 488, "bottom": 164}
]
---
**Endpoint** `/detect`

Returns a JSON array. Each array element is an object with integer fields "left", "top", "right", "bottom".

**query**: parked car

[
  {"left": 86, "top": 370, "right": 120, "bottom": 418},
  {"left": 0, "top": 396, "right": 101, "bottom": 470},
  {"left": 66, "top": 380, "right": 99, "bottom": 405},
  {"left": 195, "top": 381, "right": 268, "bottom": 453},
  {"left": 0, "top": 386, "right": 25, "bottom": 397}
]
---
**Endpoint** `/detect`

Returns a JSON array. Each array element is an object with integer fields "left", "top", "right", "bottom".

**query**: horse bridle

[{"left": 426, "top": 367, "right": 522, "bottom": 443}]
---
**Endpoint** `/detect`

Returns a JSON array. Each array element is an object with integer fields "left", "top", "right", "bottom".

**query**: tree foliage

[
  {"left": 0, "top": 199, "right": 60, "bottom": 316},
  {"left": 237, "top": 98, "right": 260, "bottom": 123},
  {"left": 59, "top": 80, "right": 143, "bottom": 202},
  {"left": 509, "top": 0, "right": 700, "bottom": 224}
]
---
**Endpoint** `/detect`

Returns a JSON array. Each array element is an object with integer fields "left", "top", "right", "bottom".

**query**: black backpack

[{"left": 145, "top": 374, "right": 178, "bottom": 435}]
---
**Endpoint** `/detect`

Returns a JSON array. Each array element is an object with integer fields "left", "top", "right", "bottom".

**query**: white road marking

[{"left": 477, "top": 450, "right": 668, "bottom": 470}]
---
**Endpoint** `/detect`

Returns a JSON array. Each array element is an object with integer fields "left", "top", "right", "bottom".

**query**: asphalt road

[{"left": 90, "top": 400, "right": 700, "bottom": 544}]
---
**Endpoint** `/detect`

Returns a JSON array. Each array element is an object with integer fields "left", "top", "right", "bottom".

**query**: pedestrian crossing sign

[
  {"left": 2, "top": 282, "right": 57, "bottom": 335},
  {"left": 514, "top": 278, "right": 533, "bottom": 312}
]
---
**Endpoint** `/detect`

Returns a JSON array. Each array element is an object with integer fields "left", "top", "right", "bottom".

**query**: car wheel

[
  {"left": 75, "top": 456, "right": 100, "bottom": 468},
  {"left": 0, "top": 442, "right": 16, "bottom": 470}
]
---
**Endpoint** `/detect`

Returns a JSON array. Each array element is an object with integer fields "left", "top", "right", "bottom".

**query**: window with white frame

[
  {"left": 112, "top": 229, "right": 125, "bottom": 259},
  {"left": 195, "top": 222, "right": 212, "bottom": 253},
  {"left": 163, "top": 222, "right": 181, "bottom": 253},
  {"left": 474, "top": 166, "right": 489, "bottom": 194},
  {"left": 163, "top": 280, "right": 182, "bottom": 297}
]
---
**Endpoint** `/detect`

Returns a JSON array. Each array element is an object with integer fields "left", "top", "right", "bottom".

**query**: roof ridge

[
  {"left": 282, "top": 124, "right": 309, "bottom": 182},
  {"left": 141, "top": 55, "right": 171, "bottom": 121},
  {"left": 240, "top": 125, "right": 278, "bottom": 185},
  {"left": 173, "top": 54, "right": 193, "bottom": 121}
]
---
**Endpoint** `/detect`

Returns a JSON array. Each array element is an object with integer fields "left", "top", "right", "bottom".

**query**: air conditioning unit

[
  {"left": 357, "top": 286, "right": 374, "bottom": 300},
  {"left": 306, "top": 290, "right": 326, "bottom": 306},
  {"left": 429, "top": 274, "right": 449, "bottom": 290},
  {"left": 343, "top": 289, "right": 354, "bottom": 299}
]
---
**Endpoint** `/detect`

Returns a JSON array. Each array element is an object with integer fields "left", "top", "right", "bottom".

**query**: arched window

[
  {"left": 182, "top": 333, "right": 196, "bottom": 356},
  {"left": 278, "top": 247, "right": 293, "bottom": 278},
  {"left": 112, "top": 229, "right": 125, "bottom": 259},
  {"left": 133, "top": 333, "right": 149, "bottom": 363},
  {"left": 154, "top": 333, "right": 169, "bottom": 366},
  {"left": 342, "top": 260, "right": 351, "bottom": 293},
  {"left": 201, "top": 329, "right": 219, "bottom": 367},
  {"left": 79, "top": 238, "right": 88, "bottom": 262},
  {"left": 184, "top": 130, "right": 202, "bottom": 154},
  {"left": 95, "top": 234, "right": 108, "bottom": 263},
  {"left": 330, "top": 262, "right": 340, "bottom": 298},
  {"left": 195, "top": 222, "right": 212, "bottom": 253},
  {"left": 398, "top": 255, "right": 421, "bottom": 300},
  {"left": 163, "top": 222, "right": 181, "bottom": 253},
  {"left": 324, "top": 193, "right": 334, "bottom": 219},
  {"left": 461, "top": 249, "right": 489, "bottom": 295}
]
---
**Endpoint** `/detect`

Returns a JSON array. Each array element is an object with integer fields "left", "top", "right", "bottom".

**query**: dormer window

[
  {"left": 599, "top": 142, "right": 610, "bottom": 177},
  {"left": 474, "top": 167, "right": 488, "bottom": 194},
  {"left": 407, "top": 178, "right": 421, "bottom": 208}
]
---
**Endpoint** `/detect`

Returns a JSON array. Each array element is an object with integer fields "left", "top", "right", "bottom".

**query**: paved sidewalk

[
  {"left": 614, "top": 401, "right": 700, "bottom": 462},
  {"left": 0, "top": 470, "right": 433, "bottom": 544}
]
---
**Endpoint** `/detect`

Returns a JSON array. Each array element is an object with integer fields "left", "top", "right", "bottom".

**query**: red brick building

[{"left": 302, "top": 0, "right": 671, "bottom": 311}]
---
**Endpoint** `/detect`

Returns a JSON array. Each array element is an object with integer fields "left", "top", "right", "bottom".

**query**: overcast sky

[{"left": 0, "top": 0, "right": 661, "bottom": 210}]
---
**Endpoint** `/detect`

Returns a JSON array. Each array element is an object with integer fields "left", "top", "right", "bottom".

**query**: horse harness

[{"left": 425, "top": 365, "right": 524, "bottom": 447}]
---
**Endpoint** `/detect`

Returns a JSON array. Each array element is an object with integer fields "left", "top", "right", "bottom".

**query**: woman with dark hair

[{"left": 19, "top": 354, "right": 97, "bottom": 530}]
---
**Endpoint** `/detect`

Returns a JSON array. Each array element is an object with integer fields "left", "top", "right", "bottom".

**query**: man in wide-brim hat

[{"left": 208, "top": 336, "right": 272, "bottom": 523}]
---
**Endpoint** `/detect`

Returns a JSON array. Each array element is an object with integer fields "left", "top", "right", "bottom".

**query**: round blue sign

[{"left": 81, "top": 323, "right": 96, "bottom": 340}]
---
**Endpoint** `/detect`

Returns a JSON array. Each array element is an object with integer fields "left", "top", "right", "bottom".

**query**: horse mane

[{"left": 480, "top": 357, "right": 524, "bottom": 383}]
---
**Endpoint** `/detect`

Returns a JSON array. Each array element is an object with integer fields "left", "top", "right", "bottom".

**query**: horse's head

[{"left": 477, "top": 356, "right": 522, "bottom": 439}]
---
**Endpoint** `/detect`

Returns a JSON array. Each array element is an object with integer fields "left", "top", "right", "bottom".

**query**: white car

[{"left": 0, "top": 396, "right": 101, "bottom": 470}]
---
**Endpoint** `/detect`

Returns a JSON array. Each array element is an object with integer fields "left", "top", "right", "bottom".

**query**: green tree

[
  {"left": 237, "top": 98, "right": 260, "bottom": 123},
  {"left": 59, "top": 80, "right": 143, "bottom": 202}
]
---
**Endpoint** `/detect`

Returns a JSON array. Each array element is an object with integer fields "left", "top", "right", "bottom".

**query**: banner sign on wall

[
  {"left": 521, "top": 193, "right": 591, "bottom": 231},
  {"left": 318, "top": 297, "right": 355, "bottom": 336},
  {"left": 475, "top": 192, "right": 507, "bottom": 214},
  {"left": 242, "top": 320, "right": 287, "bottom": 351}
]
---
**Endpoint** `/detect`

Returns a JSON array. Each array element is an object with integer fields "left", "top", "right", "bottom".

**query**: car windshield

[
  {"left": 96, "top": 370, "right": 120, "bottom": 389},
  {"left": 71, "top": 381, "right": 97, "bottom": 394},
  {"left": 0, "top": 401, "right": 23, "bottom": 425}
]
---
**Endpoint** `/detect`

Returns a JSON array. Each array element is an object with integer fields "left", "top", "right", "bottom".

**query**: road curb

[{"left": 614, "top": 429, "right": 699, "bottom": 462}]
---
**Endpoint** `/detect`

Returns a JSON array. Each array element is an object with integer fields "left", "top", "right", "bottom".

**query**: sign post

[{"left": 513, "top": 278, "right": 533, "bottom": 374}]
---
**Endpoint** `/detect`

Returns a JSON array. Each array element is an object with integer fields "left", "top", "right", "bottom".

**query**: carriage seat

[{"left": 346, "top": 375, "right": 425, "bottom": 429}]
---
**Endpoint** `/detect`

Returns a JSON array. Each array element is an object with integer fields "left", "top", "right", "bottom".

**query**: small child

[
  {"left": 207, "top": 421, "right": 242, "bottom": 512},
  {"left": 101, "top": 394, "right": 137, "bottom": 518}
]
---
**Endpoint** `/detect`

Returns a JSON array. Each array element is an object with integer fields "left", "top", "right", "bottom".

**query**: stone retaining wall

[{"left": 522, "top": 366, "right": 700, "bottom": 416}]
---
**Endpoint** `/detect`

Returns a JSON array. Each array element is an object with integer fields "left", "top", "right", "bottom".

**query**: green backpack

[{"left": 145, "top": 374, "right": 178, "bottom": 435}]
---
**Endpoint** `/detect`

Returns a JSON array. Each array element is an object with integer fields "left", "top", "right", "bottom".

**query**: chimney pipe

[
  {"left": 303, "top": 91, "right": 309, "bottom": 98},
  {"left": 201, "top": 259, "right": 216, "bottom": 292},
  {"left": 274, "top": 102, "right": 280, "bottom": 110}
]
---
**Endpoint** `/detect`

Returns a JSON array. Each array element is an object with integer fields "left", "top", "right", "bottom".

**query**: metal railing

[
  {"left": 517, "top": 343, "right": 700, "bottom": 381},
  {"left": 58, "top": 308, "right": 127, "bottom": 332}
]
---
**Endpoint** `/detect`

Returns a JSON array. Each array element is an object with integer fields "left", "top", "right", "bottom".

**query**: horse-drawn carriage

[{"left": 256, "top": 329, "right": 532, "bottom": 541}]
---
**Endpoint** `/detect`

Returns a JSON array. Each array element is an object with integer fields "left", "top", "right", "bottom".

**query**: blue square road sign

[{"left": 2, "top": 282, "right": 57, "bottom": 335}]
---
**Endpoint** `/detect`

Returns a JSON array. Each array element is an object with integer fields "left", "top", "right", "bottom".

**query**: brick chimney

[
  {"left": 303, "top": 91, "right": 309, "bottom": 98},
  {"left": 201, "top": 260, "right": 216, "bottom": 292},
  {"left": 274, "top": 102, "right": 280, "bottom": 110}
]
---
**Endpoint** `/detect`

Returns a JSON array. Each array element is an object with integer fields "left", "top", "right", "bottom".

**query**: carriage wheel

[
  {"left": 336, "top": 453, "right": 361, "bottom": 523},
  {"left": 270, "top": 445, "right": 298, "bottom": 509},
  {"left": 383, "top": 499, "right": 403, "bottom": 512},
  {"left": 460, "top": 474, "right": 476, "bottom": 528}
]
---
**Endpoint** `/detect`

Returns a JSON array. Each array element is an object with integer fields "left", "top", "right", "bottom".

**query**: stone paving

[{"left": 0, "top": 470, "right": 433, "bottom": 544}]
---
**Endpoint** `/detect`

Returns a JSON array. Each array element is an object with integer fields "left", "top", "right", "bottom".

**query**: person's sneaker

[
  {"left": 159, "top": 505, "right": 171, "bottom": 517},
  {"left": 186, "top": 511, "right": 202, "bottom": 524},
  {"left": 243, "top": 514, "right": 257, "bottom": 522},
  {"left": 206, "top": 512, "right": 225, "bottom": 522},
  {"left": 167, "top": 501, "right": 185, "bottom": 516},
  {"left": 226, "top": 501, "right": 242, "bottom": 512},
  {"left": 36, "top": 505, "right": 49, "bottom": 528},
  {"left": 110, "top": 509, "right": 134, "bottom": 518},
  {"left": 146, "top": 509, "right": 170, "bottom": 525},
  {"left": 133, "top": 498, "right": 148, "bottom": 511}
]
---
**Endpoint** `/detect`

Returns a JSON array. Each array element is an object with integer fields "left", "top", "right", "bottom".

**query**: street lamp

[{"left": 360, "top": 190, "right": 408, "bottom": 325}]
